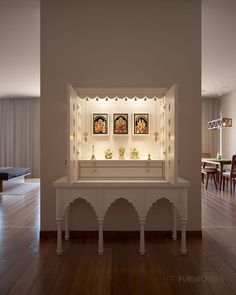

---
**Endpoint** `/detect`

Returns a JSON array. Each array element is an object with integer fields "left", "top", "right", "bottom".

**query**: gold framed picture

[
  {"left": 133, "top": 113, "right": 149, "bottom": 135},
  {"left": 93, "top": 113, "right": 109, "bottom": 135},
  {"left": 113, "top": 114, "right": 128, "bottom": 134}
]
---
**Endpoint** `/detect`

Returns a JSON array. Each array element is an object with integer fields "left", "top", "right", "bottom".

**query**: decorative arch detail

[
  {"left": 58, "top": 187, "right": 187, "bottom": 223},
  {"left": 145, "top": 195, "right": 181, "bottom": 218},
  {"left": 64, "top": 195, "right": 98, "bottom": 218},
  {"left": 104, "top": 197, "right": 140, "bottom": 220}
]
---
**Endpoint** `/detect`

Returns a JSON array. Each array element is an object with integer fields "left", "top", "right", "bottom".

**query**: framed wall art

[
  {"left": 93, "top": 113, "right": 109, "bottom": 135},
  {"left": 113, "top": 113, "right": 128, "bottom": 134},
  {"left": 133, "top": 113, "right": 149, "bottom": 135}
]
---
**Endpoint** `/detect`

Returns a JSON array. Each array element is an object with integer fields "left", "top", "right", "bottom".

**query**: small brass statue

[
  {"left": 130, "top": 148, "right": 139, "bottom": 160},
  {"left": 148, "top": 153, "right": 151, "bottom": 160},
  {"left": 105, "top": 148, "right": 113, "bottom": 160},
  {"left": 119, "top": 146, "right": 125, "bottom": 160}
]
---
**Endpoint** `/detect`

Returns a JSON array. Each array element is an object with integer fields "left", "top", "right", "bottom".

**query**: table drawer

[{"left": 78, "top": 160, "right": 165, "bottom": 180}]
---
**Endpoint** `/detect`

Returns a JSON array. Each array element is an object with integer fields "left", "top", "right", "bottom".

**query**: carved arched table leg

[
  {"left": 139, "top": 218, "right": 146, "bottom": 255},
  {"left": 64, "top": 206, "right": 70, "bottom": 240},
  {"left": 56, "top": 218, "right": 63, "bottom": 255},
  {"left": 171, "top": 204, "right": 177, "bottom": 240}
]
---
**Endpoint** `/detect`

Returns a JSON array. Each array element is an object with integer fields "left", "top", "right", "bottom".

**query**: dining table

[{"left": 201, "top": 158, "right": 232, "bottom": 190}]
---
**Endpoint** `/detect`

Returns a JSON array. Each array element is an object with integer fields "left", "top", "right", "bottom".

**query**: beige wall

[
  {"left": 41, "top": 0, "right": 201, "bottom": 230},
  {"left": 219, "top": 90, "right": 236, "bottom": 158}
]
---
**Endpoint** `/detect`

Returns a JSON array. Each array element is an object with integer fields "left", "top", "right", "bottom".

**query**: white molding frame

[{"left": 76, "top": 87, "right": 167, "bottom": 99}]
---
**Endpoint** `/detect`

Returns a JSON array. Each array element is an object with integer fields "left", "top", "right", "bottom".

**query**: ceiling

[{"left": 0, "top": 0, "right": 236, "bottom": 98}]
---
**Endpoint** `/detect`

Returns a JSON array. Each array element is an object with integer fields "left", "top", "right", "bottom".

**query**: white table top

[{"left": 53, "top": 176, "right": 190, "bottom": 188}]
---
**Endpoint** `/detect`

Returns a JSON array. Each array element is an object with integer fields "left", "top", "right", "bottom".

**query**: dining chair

[
  {"left": 222, "top": 155, "right": 236, "bottom": 194},
  {"left": 201, "top": 167, "right": 219, "bottom": 190},
  {"left": 201, "top": 152, "right": 219, "bottom": 189}
]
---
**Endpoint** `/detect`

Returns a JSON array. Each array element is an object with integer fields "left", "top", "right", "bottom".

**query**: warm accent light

[
  {"left": 78, "top": 96, "right": 162, "bottom": 100},
  {"left": 208, "top": 118, "right": 232, "bottom": 130}
]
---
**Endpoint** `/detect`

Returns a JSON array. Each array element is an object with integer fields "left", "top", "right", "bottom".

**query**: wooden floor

[{"left": 0, "top": 181, "right": 236, "bottom": 294}]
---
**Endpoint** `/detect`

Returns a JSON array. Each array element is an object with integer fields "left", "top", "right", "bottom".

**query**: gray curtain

[
  {"left": 201, "top": 97, "right": 219, "bottom": 157},
  {"left": 0, "top": 97, "right": 40, "bottom": 177}
]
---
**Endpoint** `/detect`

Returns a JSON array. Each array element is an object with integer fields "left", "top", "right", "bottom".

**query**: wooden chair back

[{"left": 231, "top": 155, "right": 236, "bottom": 178}]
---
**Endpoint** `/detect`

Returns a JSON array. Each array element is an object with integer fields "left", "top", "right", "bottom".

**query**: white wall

[
  {"left": 41, "top": 0, "right": 201, "bottom": 231},
  {"left": 219, "top": 90, "right": 236, "bottom": 158}
]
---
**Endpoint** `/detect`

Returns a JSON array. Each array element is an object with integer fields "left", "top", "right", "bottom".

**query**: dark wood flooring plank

[
  {"left": 166, "top": 237, "right": 236, "bottom": 295},
  {"left": 69, "top": 238, "right": 111, "bottom": 295},
  {"left": 47, "top": 239, "right": 88, "bottom": 295},
  {"left": 0, "top": 229, "right": 39, "bottom": 279},
  {"left": 7, "top": 238, "right": 56, "bottom": 295},
  {"left": 125, "top": 237, "right": 153, "bottom": 295},
  {"left": 139, "top": 238, "right": 173, "bottom": 295},
  {"left": 0, "top": 250, "right": 35, "bottom": 294}
]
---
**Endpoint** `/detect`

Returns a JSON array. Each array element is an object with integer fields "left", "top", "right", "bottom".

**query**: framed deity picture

[
  {"left": 113, "top": 114, "right": 128, "bottom": 134},
  {"left": 133, "top": 113, "right": 149, "bottom": 135},
  {"left": 93, "top": 113, "right": 109, "bottom": 135}
]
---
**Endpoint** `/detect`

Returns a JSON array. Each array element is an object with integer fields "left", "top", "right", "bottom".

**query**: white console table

[{"left": 53, "top": 177, "right": 189, "bottom": 255}]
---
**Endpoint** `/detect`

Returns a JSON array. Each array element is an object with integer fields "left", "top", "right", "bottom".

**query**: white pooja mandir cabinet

[{"left": 53, "top": 85, "right": 190, "bottom": 255}]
